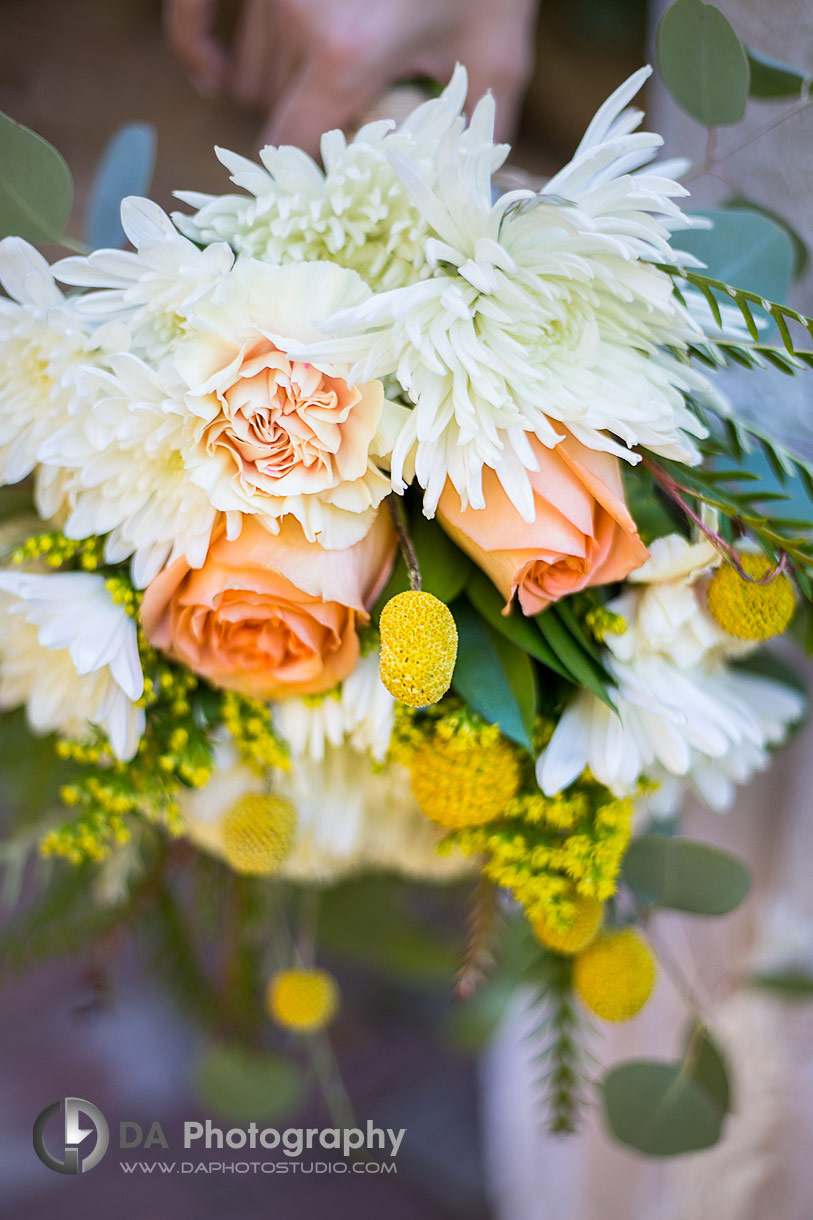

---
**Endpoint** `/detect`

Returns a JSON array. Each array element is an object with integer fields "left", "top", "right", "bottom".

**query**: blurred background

[{"left": 1, "top": 0, "right": 812, "bottom": 1217}]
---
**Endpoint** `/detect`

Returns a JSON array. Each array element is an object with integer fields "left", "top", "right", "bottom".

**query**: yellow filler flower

[
  {"left": 379, "top": 590, "right": 457, "bottom": 706},
  {"left": 573, "top": 929, "right": 656, "bottom": 1021},
  {"left": 220, "top": 794, "right": 297, "bottom": 875},
  {"left": 707, "top": 553, "right": 795, "bottom": 641},
  {"left": 532, "top": 893, "right": 604, "bottom": 955},
  {"left": 266, "top": 968, "right": 340, "bottom": 1032}
]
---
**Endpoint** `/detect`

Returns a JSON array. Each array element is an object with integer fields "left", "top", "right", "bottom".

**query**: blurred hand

[{"left": 164, "top": 0, "right": 539, "bottom": 154}]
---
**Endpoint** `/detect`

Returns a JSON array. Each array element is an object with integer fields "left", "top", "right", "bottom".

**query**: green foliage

[
  {"left": 623, "top": 835, "right": 750, "bottom": 915},
  {"left": 656, "top": 0, "right": 749, "bottom": 126},
  {"left": 535, "top": 606, "right": 616, "bottom": 711},
  {"left": 748, "top": 969, "right": 813, "bottom": 998},
  {"left": 0, "top": 112, "right": 73, "bottom": 244},
  {"left": 466, "top": 569, "right": 570, "bottom": 680},
  {"left": 372, "top": 506, "right": 471, "bottom": 616},
  {"left": 451, "top": 598, "right": 537, "bottom": 750},
  {"left": 85, "top": 123, "right": 156, "bottom": 249},
  {"left": 723, "top": 196, "right": 809, "bottom": 279},
  {"left": 745, "top": 47, "right": 810, "bottom": 99},
  {"left": 678, "top": 208, "right": 794, "bottom": 303},
  {"left": 529, "top": 954, "right": 593, "bottom": 1134},
  {"left": 683, "top": 1022, "right": 732, "bottom": 1113},
  {"left": 194, "top": 1043, "right": 305, "bottom": 1124},
  {"left": 602, "top": 1057, "right": 724, "bottom": 1156},
  {"left": 318, "top": 876, "right": 461, "bottom": 983}
]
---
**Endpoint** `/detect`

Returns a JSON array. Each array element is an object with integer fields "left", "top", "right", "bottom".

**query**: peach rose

[
  {"left": 140, "top": 511, "right": 395, "bottom": 699},
  {"left": 437, "top": 432, "right": 649, "bottom": 615}
]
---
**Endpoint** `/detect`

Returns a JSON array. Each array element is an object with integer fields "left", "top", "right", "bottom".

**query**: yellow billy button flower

[
  {"left": 220, "top": 794, "right": 297, "bottom": 876},
  {"left": 706, "top": 552, "right": 795, "bottom": 641},
  {"left": 379, "top": 590, "right": 457, "bottom": 707},
  {"left": 532, "top": 894, "right": 603, "bottom": 956},
  {"left": 266, "top": 968, "right": 340, "bottom": 1033},
  {"left": 409, "top": 730, "right": 521, "bottom": 828},
  {"left": 573, "top": 929, "right": 656, "bottom": 1022}
]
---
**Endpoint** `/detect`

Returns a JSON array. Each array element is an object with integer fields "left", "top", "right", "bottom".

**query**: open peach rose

[
  {"left": 437, "top": 432, "right": 649, "bottom": 615},
  {"left": 176, "top": 259, "right": 408, "bottom": 549},
  {"left": 140, "top": 510, "right": 395, "bottom": 699}
]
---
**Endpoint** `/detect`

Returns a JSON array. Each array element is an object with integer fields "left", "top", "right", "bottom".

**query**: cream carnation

[
  {"left": 537, "top": 535, "right": 806, "bottom": 810},
  {"left": 294, "top": 67, "right": 717, "bottom": 519},
  {"left": 0, "top": 570, "right": 144, "bottom": 760}
]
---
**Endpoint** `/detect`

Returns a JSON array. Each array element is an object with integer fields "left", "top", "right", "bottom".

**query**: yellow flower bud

[
  {"left": 408, "top": 730, "right": 521, "bottom": 828},
  {"left": 532, "top": 894, "right": 603, "bottom": 955},
  {"left": 573, "top": 928, "right": 656, "bottom": 1022},
  {"left": 707, "top": 553, "right": 795, "bottom": 641},
  {"left": 379, "top": 590, "right": 457, "bottom": 707},
  {"left": 220, "top": 794, "right": 297, "bottom": 876},
  {"left": 266, "top": 968, "right": 339, "bottom": 1032}
]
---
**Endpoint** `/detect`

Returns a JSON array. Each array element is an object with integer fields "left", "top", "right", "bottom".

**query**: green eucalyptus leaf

[
  {"left": 0, "top": 111, "right": 73, "bottom": 243},
  {"left": 194, "top": 1044, "right": 305, "bottom": 1124},
  {"left": 678, "top": 209, "right": 793, "bottom": 302},
  {"left": 623, "top": 835, "right": 751, "bottom": 915},
  {"left": 602, "top": 1060, "right": 724, "bottom": 1156},
  {"left": 535, "top": 607, "right": 616, "bottom": 710},
  {"left": 723, "top": 195, "right": 809, "bottom": 278},
  {"left": 748, "top": 969, "right": 813, "bottom": 997},
  {"left": 466, "top": 568, "right": 571, "bottom": 679},
  {"left": 745, "top": 46, "right": 808, "bottom": 98},
  {"left": 452, "top": 599, "right": 535, "bottom": 749},
  {"left": 684, "top": 1023, "right": 732, "bottom": 1113},
  {"left": 85, "top": 122, "right": 156, "bottom": 249},
  {"left": 656, "top": 0, "right": 749, "bottom": 126}
]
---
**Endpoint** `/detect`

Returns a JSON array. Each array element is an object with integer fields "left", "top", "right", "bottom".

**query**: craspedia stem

[{"left": 386, "top": 493, "right": 422, "bottom": 592}]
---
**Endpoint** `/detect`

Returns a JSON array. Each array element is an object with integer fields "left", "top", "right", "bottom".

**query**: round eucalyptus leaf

[
  {"left": 0, "top": 111, "right": 73, "bottom": 243},
  {"left": 602, "top": 1060, "right": 723, "bottom": 1156},
  {"left": 656, "top": 0, "right": 749, "bottom": 127},
  {"left": 746, "top": 47, "right": 807, "bottom": 98},
  {"left": 623, "top": 835, "right": 750, "bottom": 915},
  {"left": 194, "top": 1043, "right": 305, "bottom": 1124}
]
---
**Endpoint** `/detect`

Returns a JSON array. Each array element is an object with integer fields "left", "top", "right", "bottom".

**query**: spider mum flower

[
  {"left": 573, "top": 928, "right": 656, "bottom": 1021},
  {"left": 379, "top": 590, "right": 457, "bottom": 706},
  {"left": 532, "top": 894, "right": 603, "bottom": 955},
  {"left": 706, "top": 553, "right": 795, "bottom": 642},
  {"left": 220, "top": 793, "right": 297, "bottom": 875},
  {"left": 406, "top": 725, "right": 520, "bottom": 829},
  {"left": 266, "top": 968, "right": 340, "bottom": 1032}
]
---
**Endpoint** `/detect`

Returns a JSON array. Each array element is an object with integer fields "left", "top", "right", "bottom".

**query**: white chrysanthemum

[
  {"left": 173, "top": 68, "right": 476, "bottom": 293},
  {"left": 180, "top": 734, "right": 468, "bottom": 883},
  {"left": 54, "top": 198, "right": 234, "bottom": 365},
  {"left": 537, "top": 535, "right": 806, "bottom": 811},
  {"left": 0, "top": 237, "right": 126, "bottom": 519},
  {"left": 294, "top": 66, "right": 717, "bottom": 518},
  {"left": 0, "top": 570, "right": 144, "bottom": 760},
  {"left": 272, "top": 650, "right": 395, "bottom": 763},
  {"left": 38, "top": 353, "right": 221, "bottom": 588}
]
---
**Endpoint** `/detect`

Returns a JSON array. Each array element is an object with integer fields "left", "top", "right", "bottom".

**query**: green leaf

[
  {"left": 748, "top": 969, "right": 813, "bottom": 998},
  {"left": 194, "top": 1043, "right": 305, "bottom": 1124},
  {"left": 466, "top": 568, "right": 571, "bottom": 679},
  {"left": 745, "top": 47, "right": 809, "bottom": 98},
  {"left": 623, "top": 835, "right": 751, "bottom": 915},
  {"left": 602, "top": 1060, "right": 724, "bottom": 1155},
  {"left": 724, "top": 195, "right": 809, "bottom": 279},
  {"left": 535, "top": 607, "right": 616, "bottom": 710},
  {"left": 679, "top": 208, "right": 793, "bottom": 303},
  {"left": 452, "top": 599, "right": 536, "bottom": 749},
  {"left": 85, "top": 123, "right": 156, "bottom": 249},
  {"left": 0, "top": 111, "right": 73, "bottom": 243},
  {"left": 410, "top": 510, "right": 472, "bottom": 603},
  {"left": 318, "top": 876, "right": 460, "bottom": 981},
  {"left": 684, "top": 1023, "right": 732, "bottom": 1113},
  {"left": 656, "top": 0, "right": 750, "bottom": 126}
]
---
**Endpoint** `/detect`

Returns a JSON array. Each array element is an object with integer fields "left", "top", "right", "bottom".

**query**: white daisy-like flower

[
  {"left": 38, "top": 353, "right": 221, "bottom": 588},
  {"left": 180, "top": 734, "right": 468, "bottom": 883},
  {"left": 53, "top": 198, "right": 234, "bottom": 365},
  {"left": 173, "top": 67, "right": 476, "bottom": 293},
  {"left": 0, "top": 570, "right": 144, "bottom": 760},
  {"left": 0, "top": 237, "right": 126, "bottom": 519},
  {"left": 536, "top": 535, "right": 806, "bottom": 811},
  {"left": 272, "top": 650, "right": 396, "bottom": 763},
  {"left": 294, "top": 66, "right": 717, "bottom": 519}
]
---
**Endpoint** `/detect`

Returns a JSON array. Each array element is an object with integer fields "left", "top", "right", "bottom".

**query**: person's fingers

[
  {"left": 163, "top": 0, "right": 228, "bottom": 96},
  {"left": 259, "top": 52, "right": 390, "bottom": 154}
]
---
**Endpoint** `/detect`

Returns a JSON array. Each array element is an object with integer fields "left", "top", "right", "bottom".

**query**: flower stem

[
  {"left": 386, "top": 494, "right": 422, "bottom": 591},
  {"left": 306, "top": 1031, "right": 357, "bottom": 1131}
]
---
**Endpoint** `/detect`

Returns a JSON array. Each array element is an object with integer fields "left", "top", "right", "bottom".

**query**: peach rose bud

[
  {"left": 436, "top": 432, "right": 649, "bottom": 615},
  {"left": 140, "top": 511, "right": 395, "bottom": 699}
]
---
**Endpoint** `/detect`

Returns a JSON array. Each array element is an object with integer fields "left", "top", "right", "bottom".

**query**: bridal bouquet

[{"left": 2, "top": 6, "right": 812, "bottom": 1156}]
